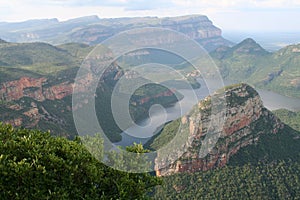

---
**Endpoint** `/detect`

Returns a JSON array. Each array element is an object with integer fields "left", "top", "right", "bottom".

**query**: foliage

[
  {"left": 153, "top": 160, "right": 300, "bottom": 199},
  {"left": 145, "top": 119, "right": 180, "bottom": 151},
  {"left": 0, "top": 123, "right": 161, "bottom": 199},
  {"left": 211, "top": 40, "right": 300, "bottom": 98},
  {"left": 229, "top": 126, "right": 300, "bottom": 166},
  {"left": 151, "top": 124, "right": 300, "bottom": 199},
  {"left": 274, "top": 109, "right": 300, "bottom": 132}
]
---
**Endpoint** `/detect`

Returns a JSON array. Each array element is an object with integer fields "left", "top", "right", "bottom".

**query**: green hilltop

[
  {"left": 212, "top": 38, "right": 300, "bottom": 98},
  {"left": 0, "top": 40, "right": 80, "bottom": 77}
]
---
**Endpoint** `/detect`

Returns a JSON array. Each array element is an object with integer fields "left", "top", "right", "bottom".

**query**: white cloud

[{"left": 0, "top": 0, "right": 299, "bottom": 31}]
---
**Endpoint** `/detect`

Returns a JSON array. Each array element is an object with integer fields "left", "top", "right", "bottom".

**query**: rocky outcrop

[
  {"left": 0, "top": 77, "right": 74, "bottom": 102},
  {"left": 0, "top": 77, "right": 47, "bottom": 101},
  {"left": 155, "top": 84, "right": 285, "bottom": 176}
]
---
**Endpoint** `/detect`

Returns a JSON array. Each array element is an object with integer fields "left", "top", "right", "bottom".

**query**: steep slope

[
  {"left": 252, "top": 44, "right": 300, "bottom": 97},
  {"left": 274, "top": 109, "right": 300, "bottom": 132},
  {"left": 147, "top": 83, "right": 299, "bottom": 176},
  {"left": 153, "top": 160, "right": 300, "bottom": 199}
]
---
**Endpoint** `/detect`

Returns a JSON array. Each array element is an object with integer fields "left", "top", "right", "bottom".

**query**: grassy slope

[{"left": 212, "top": 39, "right": 300, "bottom": 98}]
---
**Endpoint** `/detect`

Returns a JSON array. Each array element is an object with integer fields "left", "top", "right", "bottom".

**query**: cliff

[
  {"left": 0, "top": 15, "right": 232, "bottom": 51},
  {"left": 160, "top": 15, "right": 222, "bottom": 40},
  {"left": 0, "top": 76, "right": 75, "bottom": 102},
  {"left": 0, "top": 64, "right": 179, "bottom": 141},
  {"left": 154, "top": 83, "right": 285, "bottom": 176}
]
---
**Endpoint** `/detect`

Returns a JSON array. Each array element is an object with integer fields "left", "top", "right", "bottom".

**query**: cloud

[
  {"left": 24, "top": 0, "right": 173, "bottom": 10},
  {"left": 0, "top": 0, "right": 299, "bottom": 32},
  {"left": 171, "top": 0, "right": 300, "bottom": 10}
]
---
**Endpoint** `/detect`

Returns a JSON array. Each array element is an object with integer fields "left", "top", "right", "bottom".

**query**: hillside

[
  {"left": 0, "top": 123, "right": 160, "bottom": 199},
  {"left": 0, "top": 41, "right": 79, "bottom": 76},
  {"left": 274, "top": 109, "right": 300, "bottom": 132},
  {"left": 153, "top": 160, "right": 300, "bottom": 199},
  {"left": 0, "top": 41, "right": 181, "bottom": 142},
  {"left": 212, "top": 39, "right": 300, "bottom": 98}
]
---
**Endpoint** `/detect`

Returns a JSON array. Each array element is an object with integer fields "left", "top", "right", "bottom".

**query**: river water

[{"left": 114, "top": 79, "right": 300, "bottom": 146}]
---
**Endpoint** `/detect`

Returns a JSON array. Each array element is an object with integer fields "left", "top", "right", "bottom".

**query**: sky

[{"left": 0, "top": 0, "right": 300, "bottom": 32}]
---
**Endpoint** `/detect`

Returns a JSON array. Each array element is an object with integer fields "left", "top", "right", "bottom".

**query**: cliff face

[
  {"left": 0, "top": 77, "right": 74, "bottom": 102},
  {"left": 155, "top": 84, "right": 285, "bottom": 176},
  {"left": 0, "top": 15, "right": 231, "bottom": 51},
  {"left": 72, "top": 15, "right": 230, "bottom": 51},
  {"left": 0, "top": 64, "right": 179, "bottom": 140},
  {"left": 160, "top": 15, "right": 222, "bottom": 40}
]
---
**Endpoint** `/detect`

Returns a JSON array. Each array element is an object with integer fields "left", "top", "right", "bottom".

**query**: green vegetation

[
  {"left": 0, "top": 41, "right": 182, "bottom": 142},
  {"left": 153, "top": 160, "right": 300, "bottom": 199},
  {"left": 211, "top": 39, "right": 300, "bottom": 98},
  {"left": 152, "top": 121, "right": 300, "bottom": 199},
  {"left": 274, "top": 109, "right": 300, "bottom": 132},
  {"left": 0, "top": 42, "right": 79, "bottom": 76},
  {"left": 58, "top": 43, "right": 94, "bottom": 61},
  {"left": 0, "top": 123, "right": 160, "bottom": 199},
  {"left": 145, "top": 119, "right": 180, "bottom": 151},
  {"left": 130, "top": 83, "right": 182, "bottom": 123}
]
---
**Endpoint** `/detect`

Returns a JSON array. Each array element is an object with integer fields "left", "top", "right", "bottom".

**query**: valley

[{"left": 0, "top": 14, "right": 299, "bottom": 200}]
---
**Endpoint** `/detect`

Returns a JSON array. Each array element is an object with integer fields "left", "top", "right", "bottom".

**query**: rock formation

[{"left": 155, "top": 83, "right": 285, "bottom": 176}]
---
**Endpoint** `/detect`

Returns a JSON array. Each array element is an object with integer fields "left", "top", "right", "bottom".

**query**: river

[{"left": 114, "top": 79, "right": 300, "bottom": 146}]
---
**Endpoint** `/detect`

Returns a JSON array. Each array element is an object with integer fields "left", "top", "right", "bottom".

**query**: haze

[{"left": 0, "top": 0, "right": 300, "bottom": 32}]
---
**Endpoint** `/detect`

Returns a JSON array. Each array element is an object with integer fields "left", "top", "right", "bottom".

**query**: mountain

[
  {"left": 212, "top": 39, "right": 300, "bottom": 98},
  {"left": 146, "top": 83, "right": 300, "bottom": 199},
  {"left": 0, "top": 15, "right": 232, "bottom": 51},
  {"left": 145, "top": 83, "right": 299, "bottom": 176},
  {"left": 0, "top": 38, "right": 7, "bottom": 44},
  {"left": 212, "top": 38, "right": 268, "bottom": 59}
]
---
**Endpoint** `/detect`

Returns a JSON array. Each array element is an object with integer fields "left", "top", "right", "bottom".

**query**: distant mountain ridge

[
  {"left": 212, "top": 38, "right": 300, "bottom": 98},
  {"left": 0, "top": 15, "right": 232, "bottom": 51}
]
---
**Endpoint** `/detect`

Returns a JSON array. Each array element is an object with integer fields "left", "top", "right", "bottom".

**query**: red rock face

[
  {"left": 0, "top": 77, "right": 47, "bottom": 101},
  {"left": 155, "top": 84, "right": 285, "bottom": 177},
  {"left": 43, "top": 82, "right": 74, "bottom": 100},
  {"left": 0, "top": 76, "right": 92, "bottom": 102}
]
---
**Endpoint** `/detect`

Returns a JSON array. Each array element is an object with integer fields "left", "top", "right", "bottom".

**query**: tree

[{"left": 0, "top": 123, "right": 160, "bottom": 199}]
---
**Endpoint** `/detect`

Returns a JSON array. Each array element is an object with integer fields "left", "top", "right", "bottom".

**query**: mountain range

[{"left": 0, "top": 15, "right": 232, "bottom": 51}]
